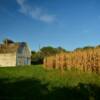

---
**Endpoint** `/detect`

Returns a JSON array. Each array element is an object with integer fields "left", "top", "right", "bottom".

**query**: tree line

[
  {"left": 31, "top": 46, "right": 67, "bottom": 64},
  {"left": 31, "top": 45, "right": 100, "bottom": 65}
]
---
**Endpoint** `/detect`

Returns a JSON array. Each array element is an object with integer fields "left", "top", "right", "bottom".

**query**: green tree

[
  {"left": 31, "top": 46, "right": 67, "bottom": 64},
  {"left": 82, "top": 46, "right": 94, "bottom": 50},
  {"left": 40, "top": 46, "right": 57, "bottom": 57},
  {"left": 56, "top": 46, "right": 67, "bottom": 53},
  {"left": 31, "top": 51, "right": 43, "bottom": 65}
]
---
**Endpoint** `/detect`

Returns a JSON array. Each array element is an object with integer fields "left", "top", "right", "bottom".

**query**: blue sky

[{"left": 0, "top": 0, "right": 100, "bottom": 51}]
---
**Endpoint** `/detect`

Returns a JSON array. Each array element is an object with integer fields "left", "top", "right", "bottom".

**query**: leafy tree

[
  {"left": 40, "top": 46, "right": 67, "bottom": 57},
  {"left": 56, "top": 46, "right": 67, "bottom": 53},
  {"left": 31, "top": 46, "right": 67, "bottom": 64},
  {"left": 82, "top": 46, "right": 94, "bottom": 50},
  {"left": 74, "top": 46, "right": 95, "bottom": 51},
  {"left": 40, "top": 46, "right": 57, "bottom": 57},
  {"left": 31, "top": 51, "right": 43, "bottom": 65}
]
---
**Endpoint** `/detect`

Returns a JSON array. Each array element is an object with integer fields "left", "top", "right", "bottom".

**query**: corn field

[{"left": 43, "top": 47, "right": 100, "bottom": 73}]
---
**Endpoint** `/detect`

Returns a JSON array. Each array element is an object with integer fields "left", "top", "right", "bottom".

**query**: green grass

[{"left": 0, "top": 65, "right": 100, "bottom": 100}]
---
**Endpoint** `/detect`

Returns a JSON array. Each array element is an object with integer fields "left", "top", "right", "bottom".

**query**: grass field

[{"left": 0, "top": 65, "right": 100, "bottom": 100}]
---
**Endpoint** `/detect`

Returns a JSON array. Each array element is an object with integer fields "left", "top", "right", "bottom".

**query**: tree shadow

[
  {"left": 0, "top": 78, "right": 49, "bottom": 100},
  {"left": 0, "top": 78, "right": 100, "bottom": 100},
  {"left": 48, "top": 83, "right": 100, "bottom": 100}
]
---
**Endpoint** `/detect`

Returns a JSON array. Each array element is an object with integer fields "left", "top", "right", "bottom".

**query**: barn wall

[
  {"left": 16, "top": 56, "right": 25, "bottom": 66},
  {"left": 16, "top": 46, "right": 31, "bottom": 66},
  {"left": 0, "top": 53, "right": 16, "bottom": 67},
  {"left": 23, "top": 46, "right": 31, "bottom": 65},
  {"left": 16, "top": 56, "right": 31, "bottom": 66}
]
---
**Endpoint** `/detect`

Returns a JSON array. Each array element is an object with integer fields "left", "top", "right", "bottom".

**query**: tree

[
  {"left": 31, "top": 51, "right": 43, "bottom": 65},
  {"left": 40, "top": 46, "right": 57, "bottom": 57},
  {"left": 40, "top": 46, "right": 67, "bottom": 57},
  {"left": 74, "top": 46, "right": 95, "bottom": 51},
  {"left": 82, "top": 46, "right": 94, "bottom": 50},
  {"left": 56, "top": 46, "right": 67, "bottom": 53},
  {"left": 31, "top": 46, "right": 67, "bottom": 65}
]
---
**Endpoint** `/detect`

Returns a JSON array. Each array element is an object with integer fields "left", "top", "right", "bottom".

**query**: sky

[{"left": 0, "top": 0, "right": 100, "bottom": 51}]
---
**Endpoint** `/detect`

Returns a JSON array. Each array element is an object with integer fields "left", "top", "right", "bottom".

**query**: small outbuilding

[{"left": 0, "top": 39, "right": 31, "bottom": 67}]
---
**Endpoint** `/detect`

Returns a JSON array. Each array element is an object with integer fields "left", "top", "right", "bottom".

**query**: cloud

[
  {"left": 40, "top": 14, "right": 55, "bottom": 23},
  {"left": 16, "top": 0, "right": 25, "bottom": 5},
  {"left": 16, "top": 0, "right": 56, "bottom": 23}
]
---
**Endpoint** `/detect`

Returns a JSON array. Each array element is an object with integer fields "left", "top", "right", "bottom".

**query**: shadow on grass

[{"left": 0, "top": 78, "right": 100, "bottom": 100}]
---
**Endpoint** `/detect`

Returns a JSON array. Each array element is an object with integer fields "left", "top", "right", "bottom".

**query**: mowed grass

[{"left": 0, "top": 65, "right": 100, "bottom": 100}]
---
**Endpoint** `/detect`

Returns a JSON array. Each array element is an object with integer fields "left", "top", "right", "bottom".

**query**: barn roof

[{"left": 0, "top": 40, "right": 27, "bottom": 54}]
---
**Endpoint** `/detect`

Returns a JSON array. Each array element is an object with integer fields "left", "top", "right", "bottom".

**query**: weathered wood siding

[
  {"left": 0, "top": 53, "right": 16, "bottom": 67},
  {"left": 16, "top": 46, "right": 31, "bottom": 66}
]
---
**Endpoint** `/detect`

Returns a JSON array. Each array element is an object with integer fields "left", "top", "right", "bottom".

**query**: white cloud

[
  {"left": 16, "top": 0, "right": 25, "bottom": 5},
  {"left": 16, "top": 0, "right": 56, "bottom": 23},
  {"left": 40, "top": 14, "right": 55, "bottom": 23}
]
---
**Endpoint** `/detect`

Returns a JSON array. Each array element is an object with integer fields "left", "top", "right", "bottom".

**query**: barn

[{"left": 0, "top": 39, "right": 31, "bottom": 67}]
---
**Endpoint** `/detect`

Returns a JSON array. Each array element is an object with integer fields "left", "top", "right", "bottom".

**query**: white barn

[{"left": 0, "top": 39, "right": 31, "bottom": 67}]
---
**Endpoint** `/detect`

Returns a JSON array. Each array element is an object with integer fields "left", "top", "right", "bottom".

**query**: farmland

[
  {"left": 0, "top": 65, "right": 100, "bottom": 100},
  {"left": 44, "top": 47, "right": 100, "bottom": 73}
]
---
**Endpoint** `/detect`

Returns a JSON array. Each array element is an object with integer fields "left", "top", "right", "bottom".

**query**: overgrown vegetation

[
  {"left": 31, "top": 46, "right": 67, "bottom": 64},
  {"left": 0, "top": 65, "right": 100, "bottom": 100},
  {"left": 31, "top": 45, "right": 100, "bottom": 65},
  {"left": 44, "top": 46, "right": 100, "bottom": 73}
]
